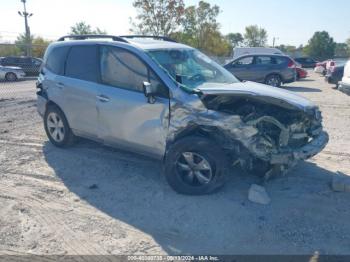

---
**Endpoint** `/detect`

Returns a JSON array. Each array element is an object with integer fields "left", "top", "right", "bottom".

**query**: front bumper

[
  {"left": 338, "top": 82, "right": 350, "bottom": 95},
  {"left": 37, "top": 92, "right": 48, "bottom": 117},
  {"left": 325, "top": 75, "right": 340, "bottom": 85},
  {"left": 270, "top": 131, "right": 329, "bottom": 165}
]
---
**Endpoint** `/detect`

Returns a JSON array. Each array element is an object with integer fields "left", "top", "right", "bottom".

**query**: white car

[
  {"left": 338, "top": 60, "right": 350, "bottom": 95},
  {"left": 0, "top": 65, "right": 26, "bottom": 81}
]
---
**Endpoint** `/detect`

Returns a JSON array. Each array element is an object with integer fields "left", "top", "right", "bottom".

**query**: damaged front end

[{"left": 168, "top": 82, "right": 329, "bottom": 178}]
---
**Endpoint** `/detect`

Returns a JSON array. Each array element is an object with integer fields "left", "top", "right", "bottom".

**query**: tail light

[{"left": 288, "top": 60, "right": 296, "bottom": 68}]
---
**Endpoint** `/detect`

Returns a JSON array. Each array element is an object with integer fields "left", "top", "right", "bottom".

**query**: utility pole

[
  {"left": 18, "top": 0, "right": 33, "bottom": 57},
  {"left": 272, "top": 37, "right": 279, "bottom": 48}
]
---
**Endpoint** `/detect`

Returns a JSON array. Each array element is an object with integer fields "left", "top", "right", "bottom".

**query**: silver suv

[{"left": 37, "top": 35, "right": 329, "bottom": 195}]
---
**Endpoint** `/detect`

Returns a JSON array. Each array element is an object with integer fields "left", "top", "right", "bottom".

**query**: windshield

[{"left": 147, "top": 49, "right": 239, "bottom": 91}]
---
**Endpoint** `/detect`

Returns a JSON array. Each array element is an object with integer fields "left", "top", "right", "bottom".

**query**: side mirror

[{"left": 143, "top": 81, "right": 156, "bottom": 104}]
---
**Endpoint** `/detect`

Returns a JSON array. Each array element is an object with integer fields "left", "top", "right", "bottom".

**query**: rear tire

[
  {"left": 44, "top": 105, "right": 75, "bottom": 147},
  {"left": 164, "top": 136, "right": 229, "bottom": 195},
  {"left": 5, "top": 72, "right": 17, "bottom": 82},
  {"left": 265, "top": 74, "right": 282, "bottom": 87}
]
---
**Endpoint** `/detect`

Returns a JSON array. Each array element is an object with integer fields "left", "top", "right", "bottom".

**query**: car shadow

[
  {"left": 283, "top": 86, "right": 322, "bottom": 92},
  {"left": 43, "top": 140, "right": 350, "bottom": 255}
]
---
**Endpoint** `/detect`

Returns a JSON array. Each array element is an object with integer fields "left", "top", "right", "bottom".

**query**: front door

[
  {"left": 96, "top": 45, "right": 170, "bottom": 158},
  {"left": 227, "top": 56, "right": 255, "bottom": 81}
]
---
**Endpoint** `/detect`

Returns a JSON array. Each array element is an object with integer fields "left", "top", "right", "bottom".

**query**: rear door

[
  {"left": 253, "top": 55, "right": 277, "bottom": 82},
  {"left": 55, "top": 45, "right": 99, "bottom": 138},
  {"left": 225, "top": 56, "right": 255, "bottom": 81},
  {"left": 96, "top": 45, "right": 170, "bottom": 158}
]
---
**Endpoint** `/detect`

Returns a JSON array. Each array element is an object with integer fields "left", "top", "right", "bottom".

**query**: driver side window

[
  {"left": 100, "top": 46, "right": 169, "bottom": 98},
  {"left": 234, "top": 56, "right": 254, "bottom": 66}
]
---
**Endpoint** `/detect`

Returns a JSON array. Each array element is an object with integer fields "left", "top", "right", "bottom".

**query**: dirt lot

[{"left": 0, "top": 72, "right": 350, "bottom": 256}]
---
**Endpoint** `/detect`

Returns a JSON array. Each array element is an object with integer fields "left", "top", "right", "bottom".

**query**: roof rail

[
  {"left": 57, "top": 34, "right": 129, "bottom": 43},
  {"left": 119, "top": 35, "right": 177, "bottom": 43}
]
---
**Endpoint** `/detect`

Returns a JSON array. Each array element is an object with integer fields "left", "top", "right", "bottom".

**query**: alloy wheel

[
  {"left": 47, "top": 112, "right": 65, "bottom": 142},
  {"left": 267, "top": 76, "right": 280, "bottom": 87},
  {"left": 176, "top": 152, "right": 213, "bottom": 186},
  {"left": 6, "top": 73, "right": 17, "bottom": 82}
]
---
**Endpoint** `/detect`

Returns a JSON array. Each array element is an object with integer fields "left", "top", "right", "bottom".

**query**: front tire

[
  {"left": 44, "top": 105, "right": 75, "bottom": 147},
  {"left": 265, "top": 74, "right": 282, "bottom": 87},
  {"left": 164, "top": 136, "right": 229, "bottom": 195}
]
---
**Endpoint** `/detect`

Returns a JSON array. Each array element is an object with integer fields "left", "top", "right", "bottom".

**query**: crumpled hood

[{"left": 195, "top": 81, "right": 316, "bottom": 111}]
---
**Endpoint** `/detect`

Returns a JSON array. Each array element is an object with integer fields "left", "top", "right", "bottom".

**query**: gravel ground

[{"left": 0, "top": 72, "right": 350, "bottom": 256}]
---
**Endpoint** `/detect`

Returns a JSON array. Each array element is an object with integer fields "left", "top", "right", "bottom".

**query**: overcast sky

[{"left": 1, "top": 0, "right": 349, "bottom": 46}]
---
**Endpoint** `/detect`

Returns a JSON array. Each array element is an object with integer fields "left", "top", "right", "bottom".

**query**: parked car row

[
  {"left": 0, "top": 56, "right": 42, "bottom": 81},
  {"left": 0, "top": 65, "right": 26, "bottom": 82},
  {"left": 294, "top": 57, "right": 318, "bottom": 68},
  {"left": 338, "top": 60, "right": 350, "bottom": 95},
  {"left": 325, "top": 65, "right": 344, "bottom": 88}
]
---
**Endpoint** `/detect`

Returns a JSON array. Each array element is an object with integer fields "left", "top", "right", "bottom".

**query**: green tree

[
  {"left": 345, "top": 38, "right": 350, "bottom": 57},
  {"left": 172, "top": 1, "right": 231, "bottom": 56},
  {"left": 32, "top": 37, "right": 51, "bottom": 58},
  {"left": 14, "top": 34, "right": 51, "bottom": 58},
  {"left": 334, "top": 43, "right": 350, "bottom": 57},
  {"left": 244, "top": 25, "right": 268, "bottom": 47},
  {"left": 69, "top": 21, "right": 107, "bottom": 35},
  {"left": 0, "top": 44, "right": 22, "bottom": 57},
  {"left": 226, "top": 33, "right": 244, "bottom": 48},
  {"left": 15, "top": 33, "right": 34, "bottom": 55},
  {"left": 277, "top": 44, "right": 297, "bottom": 54},
  {"left": 303, "top": 31, "right": 336, "bottom": 60},
  {"left": 130, "top": 0, "right": 185, "bottom": 36}
]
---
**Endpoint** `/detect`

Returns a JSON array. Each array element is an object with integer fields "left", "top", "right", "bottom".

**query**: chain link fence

[{"left": 0, "top": 43, "right": 45, "bottom": 100}]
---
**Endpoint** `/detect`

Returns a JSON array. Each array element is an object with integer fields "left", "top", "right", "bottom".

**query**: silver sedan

[{"left": 0, "top": 65, "right": 26, "bottom": 81}]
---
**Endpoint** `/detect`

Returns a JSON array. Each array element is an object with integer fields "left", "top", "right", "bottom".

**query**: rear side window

[
  {"left": 65, "top": 45, "right": 98, "bottom": 82},
  {"left": 46, "top": 46, "right": 70, "bottom": 75},
  {"left": 255, "top": 56, "right": 273, "bottom": 65}
]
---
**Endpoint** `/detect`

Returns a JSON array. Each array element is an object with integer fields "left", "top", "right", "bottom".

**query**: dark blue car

[{"left": 224, "top": 54, "right": 296, "bottom": 87}]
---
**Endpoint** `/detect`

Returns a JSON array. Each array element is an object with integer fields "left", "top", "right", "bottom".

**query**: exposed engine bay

[{"left": 167, "top": 92, "right": 328, "bottom": 179}]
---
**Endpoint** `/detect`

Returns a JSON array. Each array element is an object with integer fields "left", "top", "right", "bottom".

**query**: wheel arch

[
  {"left": 45, "top": 100, "right": 72, "bottom": 128},
  {"left": 165, "top": 125, "right": 239, "bottom": 161},
  {"left": 265, "top": 72, "right": 283, "bottom": 81}
]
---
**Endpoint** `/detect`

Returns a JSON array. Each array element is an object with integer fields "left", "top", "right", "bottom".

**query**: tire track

[{"left": 0, "top": 186, "right": 110, "bottom": 257}]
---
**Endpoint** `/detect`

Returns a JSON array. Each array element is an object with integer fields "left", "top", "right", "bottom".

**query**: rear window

[
  {"left": 274, "top": 56, "right": 288, "bottom": 65},
  {"left": 20, "top": 57, "right": 32, "bottom": 64},
  {"left": 65, "top": 45, "right": 98, "bottom": 82},
  {"left": 46, "top": 46, "right": 70, "bottom": 75}
]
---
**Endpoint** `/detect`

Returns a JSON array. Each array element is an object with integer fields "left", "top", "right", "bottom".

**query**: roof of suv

[
  {"left": 127, "top": 38, "right": 192, "bottom": 50},
  {"left": 52, "top": 35, "right": 192, "bottom": 51}
]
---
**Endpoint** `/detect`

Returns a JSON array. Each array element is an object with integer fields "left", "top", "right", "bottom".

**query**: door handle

[
  {"left": 56, "top": 82, "right": 65, "bottom": 89},
  {"left": 96, "top": 95, "right": 110, "bottom": 102}
]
